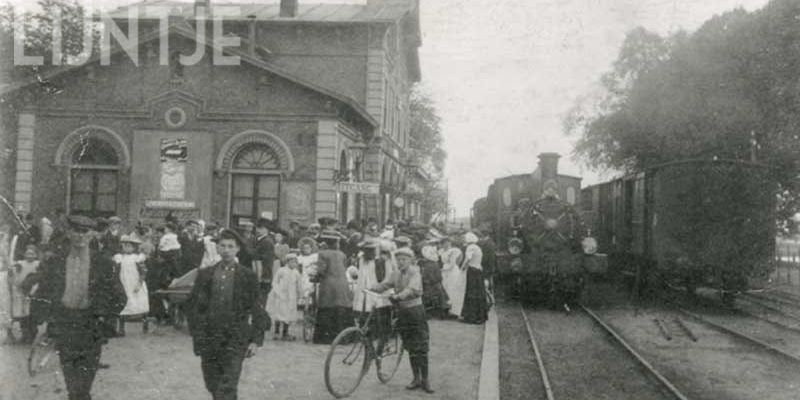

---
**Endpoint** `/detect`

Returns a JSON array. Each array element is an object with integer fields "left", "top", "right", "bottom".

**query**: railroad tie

[
  {"left": 674, "top": 318, "right": 699, "bottom": 342},
  {"left": 654, "top": 318, "right": 672, "bottom": 341}
]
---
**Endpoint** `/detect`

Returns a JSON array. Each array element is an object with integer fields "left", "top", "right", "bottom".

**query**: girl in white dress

[
  {"left": 265, "top": 253, "right": 304, "bottom": 340},
  {"left": 114, "top": 234, "right": 149, "bottom": 335},
  {"left": 297, "top": 237, "right": 319, "bottom": 304}
]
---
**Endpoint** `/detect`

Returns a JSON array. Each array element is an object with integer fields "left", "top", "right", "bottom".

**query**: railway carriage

[{"left": 581, "top": 159, "right": 777, "bottom": 301}]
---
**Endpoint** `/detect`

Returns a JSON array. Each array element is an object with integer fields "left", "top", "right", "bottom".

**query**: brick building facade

[{"left": 0, "top": 0, "right": 422, "bottom": 229}]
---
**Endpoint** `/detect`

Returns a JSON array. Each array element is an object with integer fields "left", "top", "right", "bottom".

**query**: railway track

[{"left": 518, "top": 304, "right": 687, "bottom": 400}]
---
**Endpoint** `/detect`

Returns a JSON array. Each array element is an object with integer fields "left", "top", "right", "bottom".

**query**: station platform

[{"left": 1, "top": 317, "right": 487, "bottom": 400}]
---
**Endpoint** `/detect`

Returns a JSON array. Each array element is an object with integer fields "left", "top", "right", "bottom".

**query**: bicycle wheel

[
  {"left": 324, "top": 327, "right": 370, "bottom": 398},
  {"left": 303, "top": 302, "right": 315, "bottom": 343},
  {"left": 376, "top": 328, "right": 404, "bottom": 384},
  {"left": 28, "top": 331, "right": 59, "bottom": 377}
]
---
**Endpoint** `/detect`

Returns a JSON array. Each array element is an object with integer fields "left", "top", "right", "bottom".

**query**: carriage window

[{"left": 566, "top": 187, "right": 576, "bottom": 205}]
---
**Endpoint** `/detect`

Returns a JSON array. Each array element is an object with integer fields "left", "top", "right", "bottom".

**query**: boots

[
  {"left": 419, "top": 355, "right": 435, "bottom": 394},
  {"left": 117, "top": 318, "right": 126, "bottom": 337},
  {"left": 405, "top": 356, "right": 421, "bottom": 390}
]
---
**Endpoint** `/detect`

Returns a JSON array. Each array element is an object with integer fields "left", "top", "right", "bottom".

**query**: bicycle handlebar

[{"left": 362, "top": 289, "right": 394, "bottom": 299}]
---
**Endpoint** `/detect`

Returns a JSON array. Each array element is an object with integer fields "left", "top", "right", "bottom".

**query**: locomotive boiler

[{"left": 474, "top": 153, "right": 606, "bottom": 307}]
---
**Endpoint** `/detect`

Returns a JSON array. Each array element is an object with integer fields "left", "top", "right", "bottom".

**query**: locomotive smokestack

[
  {"left": 538, "top": 153, "right": 560, "bottom": 181},
  {"left": 280, "top": 0, "right": 299, "bottom": 17}
]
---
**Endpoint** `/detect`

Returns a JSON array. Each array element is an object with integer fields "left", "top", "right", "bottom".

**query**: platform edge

[{"left": 478, "top": 307, "right": 499, "bottom": 400}]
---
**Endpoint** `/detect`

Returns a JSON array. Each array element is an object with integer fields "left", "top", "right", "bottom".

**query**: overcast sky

[{"left": 11, "top": 0, "right": 773, "bottom": 216}]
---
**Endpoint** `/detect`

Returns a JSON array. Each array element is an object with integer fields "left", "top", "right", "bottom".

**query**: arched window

[
  {"left": 230, "top": 143, "right": 282, "bottom": 227},
  {"left": 69, "top": 138, "right": 120, "bottom": 218}
]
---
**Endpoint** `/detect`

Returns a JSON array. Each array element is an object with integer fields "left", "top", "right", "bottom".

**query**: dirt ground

[
  {"left": 598, "top": 307, "right": 800, "bottom": 400},
  {"left": 0, "top": 318, "right": 483, "bottom": 400}
]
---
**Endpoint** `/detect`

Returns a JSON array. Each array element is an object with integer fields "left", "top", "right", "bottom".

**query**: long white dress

[
  {"left": 0, "top": 234, "right": 13, "bottom": 330},
  {"left": 114, "top": 253, "right": 150, "bottom": 316},
  {"left": 440, "top": 247, "right": 466, "bottom": 316},
  {"left": 266, "top": 266, "right": 304, "bottom": 322}
]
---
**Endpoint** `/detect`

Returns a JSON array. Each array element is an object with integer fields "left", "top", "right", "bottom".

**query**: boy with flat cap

[
  {"left": 32, "top": 215, "right": 126, "bottom": 400},
  {"left": 188, "top": 229, "right": 266, "bottom": 400},
  {"left": 370, "top": 247, "right": 434, "bottom": 394}
]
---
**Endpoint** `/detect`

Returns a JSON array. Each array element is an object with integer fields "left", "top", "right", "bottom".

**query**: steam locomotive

[
  {"left": 472, "top": 153, "right": 605, "bottom": 306},
  {"left": 474, "top": 155, "right": 777, "bottom": 306}
]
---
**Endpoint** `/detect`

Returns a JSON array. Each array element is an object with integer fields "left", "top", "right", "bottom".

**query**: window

[
  {"left": 230, "top": 143, "right": 281, "bottom": 227},
  {"left": 69, "top": 138, "right": 119, "bottom": 218}
]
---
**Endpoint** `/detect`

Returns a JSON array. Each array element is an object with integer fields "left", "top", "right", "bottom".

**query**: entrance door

[{"left": 230, "top": 174, "right": 280, "bottom": 227}]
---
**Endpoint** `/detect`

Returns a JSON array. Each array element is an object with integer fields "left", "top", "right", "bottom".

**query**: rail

[
  {"left": 677, "top": 308, "right": 800, "bottom": 365},
  {"left": 580, "top": 305, "right": 690, "bottom": 400},
  {"left": 519, "top": 303, "right": 689, "bottom": 400},
  {"left": 519, "top": 304, "right": 555, "bottom": 400}
]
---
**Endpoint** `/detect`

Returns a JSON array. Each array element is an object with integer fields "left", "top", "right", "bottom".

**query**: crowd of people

[{"left": 0, "top": 211, "right": 496, "bottom": 400}]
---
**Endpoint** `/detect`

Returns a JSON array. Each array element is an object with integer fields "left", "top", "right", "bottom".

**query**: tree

[
  {"left": 565, "top": 0, "right": 800, "bottom": 231},
  {"left": 407, "top": 85, "right": 447, "bottom": 221},
  {"left": 0, "top": 0, "right": 99, "bottom": 83},
  {"left": 409, "top": 86, "right": 446, "bottom": 175}
]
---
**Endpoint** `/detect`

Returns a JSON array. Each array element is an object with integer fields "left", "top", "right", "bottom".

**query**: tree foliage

[
  {"left": 0, "top": 0, "right": 98, "bottom": 81},
  {"left": 409, "top": 86, "right": 446, "bottom": 176},
  {"left": 407, "top": 85, "right": 447, "bottom": 219},
  {"left": 565, "top": 0, "right": 800, "bottom": 232}
]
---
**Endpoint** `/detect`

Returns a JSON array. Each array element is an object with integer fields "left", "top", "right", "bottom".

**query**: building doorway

[{"left": 229, "top": 143, "right": 282, "bottom": 227}]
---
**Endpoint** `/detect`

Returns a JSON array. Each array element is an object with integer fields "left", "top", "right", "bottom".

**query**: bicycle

[
  {"left": 324, "top": 289, "right": 404, "bottom": 399},
  {"left": 28, "top": 330, "right": 59, "bottom": 377}
]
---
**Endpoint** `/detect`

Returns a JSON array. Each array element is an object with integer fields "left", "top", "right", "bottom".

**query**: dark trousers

[
  {"left": 50, "top": 309, "right": 106, "bottom": 400},
  {"left": 57, "top": 341, "right": 102, "bottom": 400},
  {"left": 396, "top": 305, "right": 430, "bottom": 357},
  {"left": 200, "top": 343, "right": 248, "bottom": 400}
]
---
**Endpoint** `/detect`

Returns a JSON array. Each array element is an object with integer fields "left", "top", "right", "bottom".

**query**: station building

[{"left": 0, "top": 0, "right": 424, "bottom": 229}]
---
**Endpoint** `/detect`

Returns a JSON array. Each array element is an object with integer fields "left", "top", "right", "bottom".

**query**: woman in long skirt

[
  {"left": 460, "top": 233, "right": 487, "bottom": 324},
  {"left": 420, "top": 245, "right": 448, "bottom": 319},
  {"left": 439, "top": 238, "right": 465, "bottom": 317},
  {"left": 312, "top": 233, "right": 353, "bottom": 344}
]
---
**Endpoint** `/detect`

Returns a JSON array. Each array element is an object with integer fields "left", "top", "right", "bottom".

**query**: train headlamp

[
  {"left": 508, "top": 238, "right": 523, "bottom": 255},
  {"left": 582, "top": 237, "right": 598, "bottom": 255}
]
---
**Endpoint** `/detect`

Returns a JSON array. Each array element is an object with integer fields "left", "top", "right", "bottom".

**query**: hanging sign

[{"left": 335, "top": 182, "right": 380, "bottom": 195}]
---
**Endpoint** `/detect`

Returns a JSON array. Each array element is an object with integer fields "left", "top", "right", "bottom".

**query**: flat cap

[
  {"left": 218, "top": 228, "right": 246, "bottom": 248},
  {"left": 394, "top": 247, "right": 415, "bottom": 258}
]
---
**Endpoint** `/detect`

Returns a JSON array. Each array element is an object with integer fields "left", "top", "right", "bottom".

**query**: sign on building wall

[
  {"left": 286, "top": 182, "right": 313, "bottom": 224},
  {"left": 335, "top": 182, "right": 380, "bottom": 194},
  {"left": 160, "top": 138, "right": 188, "bottom": 199}
]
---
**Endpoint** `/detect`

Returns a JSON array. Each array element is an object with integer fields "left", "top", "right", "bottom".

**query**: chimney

[
  {"left": 538, "top": 153, "right": 560, "bottom": 181},
  {"left": 247, "top": 15, "right": 257, "bottom": 56},
  {"left": 194, "top": 0, "right": 210, "bottom": 17},
  {"left": 280, "top": 0, "right": 298, "bottom": 18}
]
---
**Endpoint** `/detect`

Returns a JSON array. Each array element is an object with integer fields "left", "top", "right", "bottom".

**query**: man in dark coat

[
  {"left": 188, "top": 229, "right": 266, "bottom": 400},
  {"left": 179, "top": 220, "right": 205, "bottom": 275},
  {"left": 253, "top": 218, "right": 275, "bottom": 303},
  {"left": 31, "top": 215, "right": 126, "bottom": 400}
]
